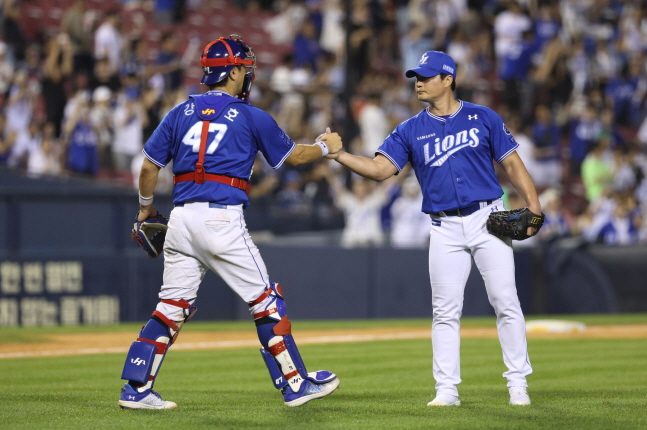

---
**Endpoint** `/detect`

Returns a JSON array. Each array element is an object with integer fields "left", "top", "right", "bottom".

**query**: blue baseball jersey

[
  {"left": 377, "top": 100, "right": 518, "bottom": 214},
  {"left": 143, "top": 90, "right": 296, "bottom": 207}
]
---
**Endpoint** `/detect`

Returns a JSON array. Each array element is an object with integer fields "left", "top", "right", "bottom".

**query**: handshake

[{"left": 315, "top": 127, "right": 344, "bottom": 159}]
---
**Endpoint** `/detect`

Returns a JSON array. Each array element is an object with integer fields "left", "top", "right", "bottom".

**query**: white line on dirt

[{"left": 0, "top": 331, "right": 431, "bottom": 359}]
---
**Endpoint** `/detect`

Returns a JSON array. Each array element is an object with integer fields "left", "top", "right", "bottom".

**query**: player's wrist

[
  {"left": 139, "top": 193, "right": 154, "bottom": 207},
  {"left": 314, "top": 141, "right": 329, "bottom": 158}
]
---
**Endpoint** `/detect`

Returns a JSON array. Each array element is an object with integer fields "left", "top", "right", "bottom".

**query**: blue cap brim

[{"left": 405, "top": 67, "right": 441, "bottom": 79}]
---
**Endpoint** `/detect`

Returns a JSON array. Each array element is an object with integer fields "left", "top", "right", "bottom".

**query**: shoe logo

[
  {"left": 131, "top": 358, "right": 146, "bottom": 366},
  {"left": 128, "top": 395, "right": 135, "bottom": 400}
]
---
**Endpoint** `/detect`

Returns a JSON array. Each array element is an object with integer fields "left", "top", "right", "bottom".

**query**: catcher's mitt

[
  {"left": 486, "top": 208, "right": 545, "bottom": 241},
  {"left": 131, "top": 212, "right": 169, "bottom": 258}
]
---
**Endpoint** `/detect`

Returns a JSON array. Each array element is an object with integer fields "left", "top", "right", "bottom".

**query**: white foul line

[{"left": 0, "top": 331, "right": 431, "bottom": 359}]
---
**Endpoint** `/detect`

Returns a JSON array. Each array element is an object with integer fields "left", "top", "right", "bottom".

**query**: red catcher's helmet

[{"left": 200, "top": 34, "right": 256, "bottom": 101}]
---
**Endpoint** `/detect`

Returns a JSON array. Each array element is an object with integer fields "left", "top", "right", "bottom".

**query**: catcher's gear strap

[
  {"left": 200, "top": 37, "right": 255, "bottom": 69},
  {"left": 172, "top": 119, "right": 251, "bottom": 194},
  {"left": 121, "top": 340, "right": 156, "bottom": 384}
]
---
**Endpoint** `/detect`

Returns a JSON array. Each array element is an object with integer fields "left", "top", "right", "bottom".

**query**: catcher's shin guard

[
  {"left": 251, "top": 283, "right": 335, "bottom": 393},
  {"left": 121, "top": 298, "right": 197, "bottom": 392}
]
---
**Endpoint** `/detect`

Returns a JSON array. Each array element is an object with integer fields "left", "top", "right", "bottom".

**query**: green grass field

[{"left": 2, "top": 315, "right": 647, "bottom": 430}]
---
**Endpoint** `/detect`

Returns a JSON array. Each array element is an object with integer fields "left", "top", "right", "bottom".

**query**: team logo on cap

[
  {"left": 442, "top": 64, "right": 455, "bottom": 74},
  {"left": 420, "top": 53, "right": 429, "bottom": 65}
]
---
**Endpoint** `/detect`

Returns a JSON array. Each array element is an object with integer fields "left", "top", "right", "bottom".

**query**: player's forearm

[
  {"left": 139, "top": 158, "right": 161, "bottom": 199},
  {"left": 334, "top": 151, "right": 391, "bottom": 181},
  {"left": 505, "top": 166, "right": 541, "bottom": 213},
  {"left": 284, "top": 144, "right": 325, "bottom": 166}
]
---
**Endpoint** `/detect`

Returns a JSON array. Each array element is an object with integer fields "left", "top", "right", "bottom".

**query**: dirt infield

[{"left": 2, "top": 324, "right": 647, "bottom": 359}]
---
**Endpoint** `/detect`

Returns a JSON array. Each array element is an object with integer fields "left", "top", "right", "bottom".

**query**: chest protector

[{"left": 173, "top": 94, "right": 251, "bottom": 195}]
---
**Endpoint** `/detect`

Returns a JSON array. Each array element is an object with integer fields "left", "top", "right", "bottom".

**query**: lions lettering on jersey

[
  {"left": 423, "top": 128, "right": 480, "bottom": 167},
  {"left": 376, "top": 100, "right": 519, "bottom": 214},
  {"left": 142, "top": 90, "right": 296, "bottom": 208}
]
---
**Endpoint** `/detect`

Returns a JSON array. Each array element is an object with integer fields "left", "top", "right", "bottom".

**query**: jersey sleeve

[
  {"left": 247, "top": 107, "right": 296, "bottom": 169},
  {"left": 375, "top": 123, "right": 410, "bottom": 172},
  {"left": 142, "top": 105, "right": 179, "bottom": 168},
  {"left": 486, "top": 108, "right": 519, "bottom": 163}
]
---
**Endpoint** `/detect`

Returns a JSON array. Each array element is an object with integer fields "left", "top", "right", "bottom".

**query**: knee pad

[
  {"left": 250, "top": 283, "right": 308, "bottom": 392},
  {"left": 153, "top": 298, "right": 197, "bottom": 345},
  {"left": 121, "top": 298, "right": 197, "bottom": 391}
]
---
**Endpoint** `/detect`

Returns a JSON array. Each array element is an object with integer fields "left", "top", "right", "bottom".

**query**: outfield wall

[{"left": 1, "top": 170, "right": 646, "bottom": 326}]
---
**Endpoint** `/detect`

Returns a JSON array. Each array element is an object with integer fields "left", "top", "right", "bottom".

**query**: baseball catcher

[
  {"left": 486, "top": 208, "right": 545, "bottom": 240},
  {"left": 131, "top": 212, "right": 168, "bottom": 258}
]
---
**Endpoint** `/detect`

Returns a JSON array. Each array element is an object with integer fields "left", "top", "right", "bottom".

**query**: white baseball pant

[
  {"left": 156, "top": 202, "right": 269, "bottom": 314},
  {"left": 428, "top": 199, "right": 532, "bottom": 396}
]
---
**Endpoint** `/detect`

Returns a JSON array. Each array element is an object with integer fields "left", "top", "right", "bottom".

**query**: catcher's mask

[{"left": 200, "top": 34, "right": 256, "bottom": 101}]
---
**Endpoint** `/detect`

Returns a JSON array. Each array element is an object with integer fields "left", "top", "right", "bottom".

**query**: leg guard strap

[{"left": 252, "top": 282, "right": 309, "bottom": 392}]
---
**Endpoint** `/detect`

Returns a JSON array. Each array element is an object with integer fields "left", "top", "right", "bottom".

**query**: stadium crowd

[{"left": 0, "top": 0, "right": 646, "bottom": 246}]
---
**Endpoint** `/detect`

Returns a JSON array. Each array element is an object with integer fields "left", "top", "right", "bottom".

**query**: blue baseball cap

[{"left": 405, "top": 51, "right": 456, "bottom": 79}]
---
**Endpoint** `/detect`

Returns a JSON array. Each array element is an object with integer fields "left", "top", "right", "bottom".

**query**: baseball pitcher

[{"left": 327, "top": 51, "right": 543, "bottom": 406}]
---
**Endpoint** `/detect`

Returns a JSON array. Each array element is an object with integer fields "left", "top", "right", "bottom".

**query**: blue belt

[
  {"left": 175, "top": 202, "right": 227, "bottom": 209},
  {"left": 431, "top": 200, "right": 494, "bottom": 217}
]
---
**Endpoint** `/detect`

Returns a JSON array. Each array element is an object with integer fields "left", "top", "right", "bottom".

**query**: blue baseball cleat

[
  {"left": 282, "top": 372, "right": 340, "bottom": 407},
  {"left": 118, "top": 383, "right": 177, "bottom": 410}
]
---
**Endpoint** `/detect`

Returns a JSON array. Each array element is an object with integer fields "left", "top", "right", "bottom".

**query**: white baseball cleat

[
  {"left": 509, "top": 386, "right": 531, "bottom": 405},
  {"left": 119, "top": 383, "right": 178, "bottom": 410},
  {"left": 427, "top": 393, "right": 461, "bottom": 406}
]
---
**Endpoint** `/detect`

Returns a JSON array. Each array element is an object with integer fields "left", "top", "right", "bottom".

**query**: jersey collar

[
  {"left": 204, "top": 90, "right": 233, "bottom": 97},
  {"left": 425, "top": 100, "right": 463, "bottom": 122}
]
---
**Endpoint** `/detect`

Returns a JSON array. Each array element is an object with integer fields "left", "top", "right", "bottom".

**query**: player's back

[{"left": 143, "top": 90, "right": 296, "bottom": 207}]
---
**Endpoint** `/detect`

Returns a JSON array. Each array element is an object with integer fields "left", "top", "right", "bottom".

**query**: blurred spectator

[
  {"left": 357, "top": 93, "right": 389, "bottom": 157},
  {"left": 320, "top": 0, "right": 344, "bottom": 58},
  {"left": 568, "top": 104, "right": 602, "bottom": 174},
  {"left": 2, "top": 0, "right": 26, "bottom": 62},
  {"left": 536, "top": 188, "right": 569, "bottom": 241},
  {"left": 605, "top": 60, "right": 645, "bottom": 128},
  {"left": 5, "top": 69, "right": 36, "bottom": 138},
  {"left": 42, "top": 34, "right": 73, "bottom": 138},
  {"left": 264, "top": 0, "right": 307, "bottom": 46},
  {"left": 89, "top": 57, "right": 122, "bottom": 93},
  {"left": 121, "top": 38, "right": 148, "bottom": 79},
  {"left": 90, "top": 86, "right": 114, "bottom": 173},
  {"left": 499, "top": 29, "right": 539, "bottom": 113},
  {"left": 390, "top": 174, "right": 430, "bottom": 248},
  {"left": 275, "top": 169, "right": 311, "bottom": 216},
  {"left": 7, "top": 118, "right": 40, "bottom": 169},
  {"left": 493, "top": 1, "right": 532, "bottom": 65},
  {"left": 597, "top": 194, "right": 639, "bottom": 245},
  {"left": 533, "top": 2, "right": 561, "bottom": 47},
  {"left": 151, "top": 33, "right": 183, "bottom": 92},
  {"left": 530, "top": 104, "right": 562, "bottom": 188},
  {"left": 112, "top": 87, "right": 147, "bottom": 175},
  {"left": 399, "top": 23, "right": 432, "bottom": 75},
  {"left": 94, "top": 9, "right": 123, "bottom": 76},
  {"left": 347, "top": 2, "right": 372, "bottom": 84},
  {"left": 581, "top": 140, "right": 613, "bottom": 203},
  {"left": 0, "top": 41, "right": 15, "bottom": 100},
  {"left": 27, "top": 121, "right": 62, "bottom": 178},
  {"left": 61, "top": 0, "right": 95, "bottom": 74},
  {"left": 0, "top": 113, "right": 17, "bottom": 166},
  {"left": 63, "top": 92, "right": 99, "bottom": 177},
  {"left": 293, "top": 19, "right": 322, "bottom": 70},
  {"left": 326, "top": 171, "right": 389, "bottom": 248}
]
